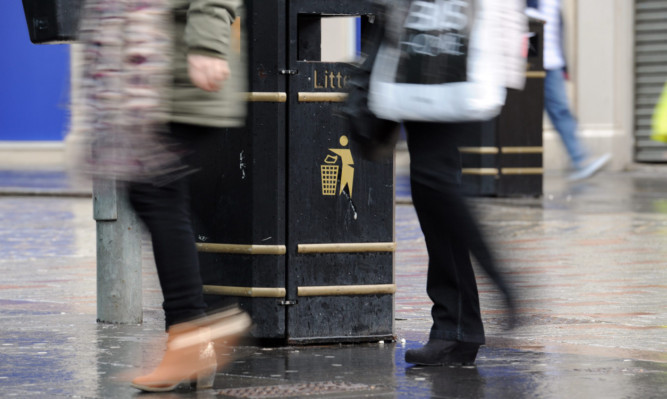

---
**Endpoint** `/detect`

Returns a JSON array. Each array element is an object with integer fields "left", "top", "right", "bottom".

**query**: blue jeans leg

[{"left": 544, "top": 69, "right": 587, "bottom": 168}]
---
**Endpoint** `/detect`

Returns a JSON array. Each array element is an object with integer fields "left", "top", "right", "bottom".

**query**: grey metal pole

[
  {"left": 70, "top": 35, "right": 142, "bottom": 324},
  {"left": 94, "top": 178, "right": 143, "bottom": 324}
]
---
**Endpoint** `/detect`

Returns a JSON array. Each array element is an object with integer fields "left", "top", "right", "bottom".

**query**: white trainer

[{"left": 568, "top": 153, "right": 612, "bottom": 182}]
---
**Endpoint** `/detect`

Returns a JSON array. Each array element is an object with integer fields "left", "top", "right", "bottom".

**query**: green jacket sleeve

[{"left": 185, "top": 0, "right": 241, "bottom": 60}]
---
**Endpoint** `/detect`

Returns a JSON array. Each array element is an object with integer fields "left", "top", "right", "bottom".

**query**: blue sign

[{"left": 0, "top": 1, "right": 70, "bottom": 141}]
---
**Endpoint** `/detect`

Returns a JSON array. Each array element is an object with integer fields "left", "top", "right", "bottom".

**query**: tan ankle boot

[
  {"left": 182, "top": 306, "right": 253, "bottom": 370},
  {"left": 131, "top": 310, "right": 251, "bottom": 392},
  {"left": 131, "top": 323, "right": 217, "bottom": 392}
]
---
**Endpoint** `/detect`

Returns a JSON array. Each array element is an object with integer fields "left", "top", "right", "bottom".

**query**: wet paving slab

[
  {"left": 213, "top": 343, "right": 667, "bottom": 399},
  {"left": 0, "top": 170, "right": 91, "bottom": 197},
  {"left": 1, "top": 318, "right": 665, "bottom": 399},
  {"left": 0, "top": 169, "right": 666, "bottom": 397}
]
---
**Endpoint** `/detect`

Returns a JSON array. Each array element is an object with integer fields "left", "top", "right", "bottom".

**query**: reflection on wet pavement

[
  {"left": 4, "top": 323, "right": 664, "bottom": 399},
  {"left": 0, "top": 171, "right": 666, "bottom": 397}
]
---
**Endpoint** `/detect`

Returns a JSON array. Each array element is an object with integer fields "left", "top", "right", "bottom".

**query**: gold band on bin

[
  {"left": 203, "top": 285, "right": 286, "bottom": 298},
  {"left": 298, "top": 284, "right": 397, "bottom": 297},
  {"left": 297, "top": 242, "right": 396, "bottom": 254},
  {"left": 501, "top": 146, "right": 544, "bottom": 154},
  {"left": 298, "top": 92, "right": 348, "bottom": 102},
  {"left": 461, "top": 168, "right": 499, "bottom": 176},
  {"left": 245, "top": 92, "right": 287, "bottom": 102},
  {"left": 526, "top": 71, "right": 547, "bottom": 79},
  {"left": 196, "top": 243, "right": 287, "bottom": 255},
  {"left": 501, "top": 167, "right": 544, "bottom": 175},
  {"left": 458, "top": 147, "right": 500, "bottom": 155}
]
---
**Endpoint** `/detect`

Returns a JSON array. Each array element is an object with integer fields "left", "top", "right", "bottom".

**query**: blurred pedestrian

[
  {"left": 402, "top": 120, "right": 517, "bottom": 366},
  {"left": 77, "top": 0, "right": 250, "bottom": 392},
  {"left": 526, "top": 0, "right": 611, "bottom": 181},
  {"left": 354, "top": 0, "right": 523, "bottom": 366}
]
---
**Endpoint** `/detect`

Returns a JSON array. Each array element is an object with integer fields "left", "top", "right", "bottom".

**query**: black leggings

[
  {"left": 405, "top": 121, "right": 513, "bottom": 344},
  {"left": 128, "top": 123, "right": 221, "bottom": 329}
]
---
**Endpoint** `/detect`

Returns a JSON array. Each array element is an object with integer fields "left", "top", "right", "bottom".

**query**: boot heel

[
  {"left": 195, "top": 341, "right": 217, "bottom": 389},
  {"left": 449, "top": 342, "right": 479, "bottom": 365},
  {"left": 195, "top": 367, "right": 216, "bottom": 389}
]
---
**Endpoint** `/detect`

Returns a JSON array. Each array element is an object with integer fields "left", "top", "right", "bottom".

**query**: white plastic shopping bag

[{"left": 368, "top": 0, "right": 527, "bottom": 123}]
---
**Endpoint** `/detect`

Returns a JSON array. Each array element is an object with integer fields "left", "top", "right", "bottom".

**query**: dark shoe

[{"left": 405, "top": 340, "right": 480, "bottom": 366}]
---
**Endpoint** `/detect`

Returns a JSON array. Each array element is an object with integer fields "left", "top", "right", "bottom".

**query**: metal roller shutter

[{"left": 635, "top": 0, "right": 667, "bottom": 162}]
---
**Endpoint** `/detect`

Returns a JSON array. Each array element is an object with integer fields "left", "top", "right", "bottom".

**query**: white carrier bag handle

[{"left": 368, "top": 0, "right": 527, "bottom": 123}]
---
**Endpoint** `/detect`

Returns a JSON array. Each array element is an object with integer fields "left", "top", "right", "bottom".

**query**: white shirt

[{"left": 539, "top": 0, "right": 566, "bottom": 70}]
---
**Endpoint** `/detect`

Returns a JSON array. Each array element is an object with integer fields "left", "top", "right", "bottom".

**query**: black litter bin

[
  {"left": 25, "top": 0, "right": 395, "bottom": 344},
  {"left": 191, "top": 0, "right": 395, "bottom": 344},
  {"left": 460, "top": 18, "right": 545, "bottom": 197},
  {"left": 22, "top": 0, "right": 82, "bottom": 44}
]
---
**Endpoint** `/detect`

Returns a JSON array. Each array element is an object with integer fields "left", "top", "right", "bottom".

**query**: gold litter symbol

[
  {"left": 320, "top": 135, "right": 354, "bottom": 197},
  {"left": 321, "top": 155, "right": 339, "bottom": 196}
]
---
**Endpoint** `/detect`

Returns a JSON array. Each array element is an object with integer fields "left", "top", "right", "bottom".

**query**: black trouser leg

[
  {"left": 405, "top": 120, "right": 514, "bottom": 343},
  {"left": 128, "top": 123, "right": 219, "bottom": 330},
  {"left": 129, "top": 177, "right": 207, "bottom": 329},
  {"left": 410, "top": 180, "right": 485, "bottom": 344}
]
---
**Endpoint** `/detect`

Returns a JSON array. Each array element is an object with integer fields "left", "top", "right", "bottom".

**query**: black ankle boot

[{"left": 405, "top": 339, "right": 480, "bottom": 366}]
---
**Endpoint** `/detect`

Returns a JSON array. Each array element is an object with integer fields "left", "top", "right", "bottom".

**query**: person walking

[
  {"left": 402, "top": 120, "right": 517, "bottom": 366},
  {"left": 78, "top": 0, "right": 251, "bottom": 392},
  {"left": 353, "top": 0, "right": 522, "bottom": 366},
  {"left": 527, "top": 0, "right": 611, "bottom": 181}
]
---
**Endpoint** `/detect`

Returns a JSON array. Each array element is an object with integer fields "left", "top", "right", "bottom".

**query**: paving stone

[{"left": 0, "top": 169, "right": 665, "bottom": 398}]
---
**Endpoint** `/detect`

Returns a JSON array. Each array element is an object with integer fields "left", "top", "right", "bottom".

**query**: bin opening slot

[
  {"left": 528, "top": 31, "right": 541, "bottom": 59},
  {"left": 298, "top": 14, "right": 376, "bottom": 63}
]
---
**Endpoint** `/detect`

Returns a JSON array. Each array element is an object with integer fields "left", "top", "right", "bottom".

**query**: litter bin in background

[
  {"left": 191, "top": 0, "right": 395, "bottom": 344},
  {"left": 460, "top": 18, "right": 545, "bottom": 197}
]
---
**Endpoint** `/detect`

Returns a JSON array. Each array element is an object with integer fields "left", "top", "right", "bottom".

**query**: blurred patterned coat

[{"left": 75, "top": 0, "right": 245, "bottom": 182}]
